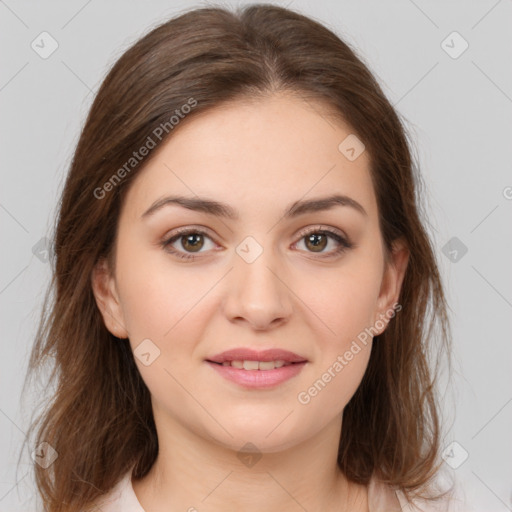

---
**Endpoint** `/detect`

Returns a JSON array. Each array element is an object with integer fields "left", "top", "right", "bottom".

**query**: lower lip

[{"left": 206, "top": 361, "right": 307, "bottom": 389}]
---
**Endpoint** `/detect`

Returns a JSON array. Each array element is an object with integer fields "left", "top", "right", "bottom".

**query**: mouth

[
  {"left": 205, "top": 348, "right": 308, "bottom": 388},
  {"left": 206, "top": 347, "right": 308, "bottom": 366},
  {"left": 206, "top": 359, "right": 303, "bottom": 370}
]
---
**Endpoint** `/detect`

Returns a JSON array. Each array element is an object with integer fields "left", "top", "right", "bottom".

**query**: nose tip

[{"left": 222, "top": 257, "right": 292, "bottom": 331}]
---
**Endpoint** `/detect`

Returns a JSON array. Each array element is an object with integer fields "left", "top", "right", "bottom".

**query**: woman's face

[{"left": 93, "top": 92, "right": 408, "bottom": 454}]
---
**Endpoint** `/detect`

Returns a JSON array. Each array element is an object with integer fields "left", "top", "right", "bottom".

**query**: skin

[{"left": 92, "top": 91, "right": 409, "bottom": 512}]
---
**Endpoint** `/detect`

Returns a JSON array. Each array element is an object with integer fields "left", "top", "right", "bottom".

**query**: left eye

[
  {"left": 293, "top": 228, "right": 352, "bottom": 257},
  {"left": 161, "top": 227, "right": 353, "bottom": 261}
]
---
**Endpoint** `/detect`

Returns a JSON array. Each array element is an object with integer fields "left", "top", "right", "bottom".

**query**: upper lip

[{"left": 207, "top": 348, "right": 308, "bottom": 364}]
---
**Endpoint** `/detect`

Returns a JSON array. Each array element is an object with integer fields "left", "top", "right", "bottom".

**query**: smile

[
  {"left": 212, "top": 360, "right": 294, "bottom": 370},
  {"left": 206, "top": 360, "right": 307, "bottom": 388}
]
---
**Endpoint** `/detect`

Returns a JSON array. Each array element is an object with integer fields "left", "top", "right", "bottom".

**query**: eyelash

[{"left": 160, "top": 226, "right": 353, "bottom": 261}]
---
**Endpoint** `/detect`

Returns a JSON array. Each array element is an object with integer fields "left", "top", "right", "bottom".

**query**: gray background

[{"left": 1, "top": 0, "right": 511, "bottom": 510}]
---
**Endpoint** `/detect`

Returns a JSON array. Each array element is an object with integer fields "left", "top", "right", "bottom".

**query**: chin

[
  {"left": 217, "top": 436, "right": 299, "bottom": 457},
  {"left": 209, "top": 421, "right": 304, "bottom": 454}
]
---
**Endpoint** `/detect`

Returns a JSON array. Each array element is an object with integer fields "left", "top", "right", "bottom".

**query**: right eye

[{"left": 161, "top": 228, "right": 218, "bottom": 260}]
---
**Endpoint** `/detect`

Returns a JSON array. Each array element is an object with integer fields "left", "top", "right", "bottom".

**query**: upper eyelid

[
  {"left": 295, "top": 224, "right": 347, "bottom": 239},
  {"left": 164, "top": 225, "right": 347, "bottom": 243}
]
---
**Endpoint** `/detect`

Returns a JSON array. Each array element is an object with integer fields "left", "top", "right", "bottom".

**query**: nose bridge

[{"left": 222, "top": 235, "right": 292, "bottom": 329}]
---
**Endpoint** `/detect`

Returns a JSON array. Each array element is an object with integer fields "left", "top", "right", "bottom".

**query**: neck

[{"left": 132, "top": 410, "right": 367, "bottom": 512}]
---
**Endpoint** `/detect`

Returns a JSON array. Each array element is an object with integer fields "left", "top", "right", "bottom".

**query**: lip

[
  {"left": 206, "top": 348, "right": 308, "bottom": 364},
  {"left": 205, "top": 348, "right": 308, "bottom": 389},
  {"left": 206, "top": 360, "right": 307, "bottom": 389}
]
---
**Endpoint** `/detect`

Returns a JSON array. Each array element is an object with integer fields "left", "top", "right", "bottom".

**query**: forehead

[{"left": 121, "top": 92, "right": 378, "bottom": 222}]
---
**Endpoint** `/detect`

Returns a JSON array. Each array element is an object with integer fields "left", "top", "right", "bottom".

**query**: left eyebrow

[{"left": 141, "top": 193, "right": 368, "bottom": 220}]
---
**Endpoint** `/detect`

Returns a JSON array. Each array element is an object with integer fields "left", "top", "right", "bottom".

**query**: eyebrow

[{"left": 141, "top": 193, "right": 368, "bottom": 220}]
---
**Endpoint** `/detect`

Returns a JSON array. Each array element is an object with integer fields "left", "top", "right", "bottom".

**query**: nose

[{"left": 222, "top": 248, "right": 293, "bottom": 331}]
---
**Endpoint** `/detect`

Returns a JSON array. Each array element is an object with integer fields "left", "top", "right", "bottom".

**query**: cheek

[
  {"left": 296, "top": 300, "right": 374, "bottom": 417},
  {"left": 294, "top": 256, "right": 383, "bottom": 344},
  {"left": 302, "top": 350, "right": 371, "bottom": 412},
  {"left": 118, "top": 276, "right": 173, "bottom": 341},
  {"left": 291, "top": 256, "right": 381, "bottom": 408},
  {"left": 114, "top": 254, "right": 209, "bottom": 409},
  {"left": 115, "top": 237, "right": 206, "bottom": 341}
]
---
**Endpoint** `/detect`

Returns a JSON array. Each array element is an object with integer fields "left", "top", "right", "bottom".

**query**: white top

[{"left": 91, "top": 467, "right": 463, "bottom": 512}]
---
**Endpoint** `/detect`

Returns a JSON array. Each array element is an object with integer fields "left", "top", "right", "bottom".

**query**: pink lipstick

[{"left": 206, "top": 348, "right": 308, "bottom": 389}]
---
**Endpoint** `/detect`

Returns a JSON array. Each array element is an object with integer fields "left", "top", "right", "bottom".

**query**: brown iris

[
  {"left": 304, "top": 232, "right": 327, "bottom": 252},
  {"left": 181, "top": 233, "right": 204, "bottom": 252}
]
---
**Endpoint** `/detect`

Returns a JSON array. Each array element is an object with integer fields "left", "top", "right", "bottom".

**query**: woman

[{"left": 22, "top": 4, "right": 461, "bottom": 511}]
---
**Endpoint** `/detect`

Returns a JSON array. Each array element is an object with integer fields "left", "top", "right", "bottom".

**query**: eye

[
  {"left": 160, "top": 225, "right": 354, "bottom": 261},
  {"left": 161, "top": 227, "right": 217, "bottom": 260},
  {"left": 293, "top": 226, "right": 353, "bottom": 258}
]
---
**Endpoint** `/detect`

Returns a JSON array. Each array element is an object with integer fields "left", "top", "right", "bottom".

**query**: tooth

[{"left": 223, "top": 359, "right": 291, "bottom": 370}]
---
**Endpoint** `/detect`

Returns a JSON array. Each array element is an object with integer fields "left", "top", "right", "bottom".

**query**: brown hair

[{"left": 21, "top": 3, "right": 453, "bottom": 511}]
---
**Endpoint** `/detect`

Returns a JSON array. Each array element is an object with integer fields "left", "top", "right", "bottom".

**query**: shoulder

[
  {"left": 84, "top": 468, "right": 144, "bottom": 512},
  {"left": 367, "top": 474, "right": 467, "bottom": 512},
  {"left": 367, "top": 475, "right": 403, "bottom": 511}
]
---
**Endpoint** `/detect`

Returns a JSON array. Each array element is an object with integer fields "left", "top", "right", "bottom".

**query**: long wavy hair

[{"left": 20, "top": 3, "right": 453, "bottom": 511}]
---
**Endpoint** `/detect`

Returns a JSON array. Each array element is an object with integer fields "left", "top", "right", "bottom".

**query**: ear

[
  {"left": 373, "top": 238, "right": 409, "bottom": 334},
  {"left": 91, "top": 258, "right": 129, "bottom": 339}
]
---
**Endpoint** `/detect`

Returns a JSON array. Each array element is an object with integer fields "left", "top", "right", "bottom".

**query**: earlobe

[
  {"left": 91, "top": 258, "right": 129, "bottom": 339},
  {"left": 374, "top": 238, "right": 409, "bottom": 334}
]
